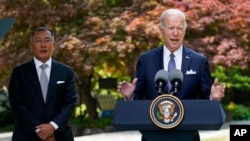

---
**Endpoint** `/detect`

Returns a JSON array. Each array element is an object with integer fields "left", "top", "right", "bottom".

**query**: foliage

[
  {"left": 70, "top": 115, "right": 112, "bottom": 128},
  {"left": 0, "top": 87, "right": 14, "bottom": 129},
  {"left": 212, "top": 65, "right": 250, "bottom": 90},
  {"left": 212, "top": 66, "right": 250, "bottom": 106},
  {"left": 224, "top": 102, "right": 250, "bottom": 120},
  {"left": 0, "top": 111, "right": 14, "bottom": 128},
  {"left": 1, "top": 0, "right": 250, "bottom": 122},
  {"left": 91, "top": 117, "right": 113, "bottom": 128}
]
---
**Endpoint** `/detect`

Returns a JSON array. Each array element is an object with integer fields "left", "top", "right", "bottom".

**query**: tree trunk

[{"left": 76, "top": 74, "right": 98, "bottom": 123}]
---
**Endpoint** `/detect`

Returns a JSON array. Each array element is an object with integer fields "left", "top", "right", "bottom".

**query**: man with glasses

[{"left": 8, "top": 27, "right": 78, "bottom": 141}]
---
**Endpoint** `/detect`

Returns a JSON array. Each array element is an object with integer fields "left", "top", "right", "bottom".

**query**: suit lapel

[
  {"left": 153, "top": 46, "right": 164, "bottom": 70},
  {"left": 153, "top": 45, "right": 192, "bottom": 77},
  {"left": 27, "top": 60, "right": 45, "bottom": 104},
  {"left": 46, "top": 60, "right": 59, "bottom": 103},
  {"left": 181, "top": 46, "right": 192, "bottom": 77}
]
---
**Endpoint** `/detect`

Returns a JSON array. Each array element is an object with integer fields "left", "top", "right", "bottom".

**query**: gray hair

[
  {"left": 159, "top": 9, "right": 188, "bottom": 29},
  {"left": 29, "top": 27, "right": 55, "bottom": 42}
]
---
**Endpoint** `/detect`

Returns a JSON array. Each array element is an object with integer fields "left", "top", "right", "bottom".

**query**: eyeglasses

[{"left": 33, "top": 38, "right": 53, "bottom": 44}]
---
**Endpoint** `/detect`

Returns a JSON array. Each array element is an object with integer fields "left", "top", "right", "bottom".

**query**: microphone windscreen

[
  {"left": 154, "top": 70, "right": 169, "bottom": 83},
  {"left": 169, "top": 69, "right": 183, "bottom": 82}
]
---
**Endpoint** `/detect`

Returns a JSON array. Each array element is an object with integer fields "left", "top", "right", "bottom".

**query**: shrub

[
  {"left": 224, "top": 102, "right": 250, "bottom": 120},
  {"left": 0, "top": 87, "right": 14, "bottom": 130}
]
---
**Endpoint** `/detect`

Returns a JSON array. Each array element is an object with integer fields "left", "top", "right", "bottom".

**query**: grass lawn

[{"left": 202, "top": 136, "right": 229, "bottom": 141}]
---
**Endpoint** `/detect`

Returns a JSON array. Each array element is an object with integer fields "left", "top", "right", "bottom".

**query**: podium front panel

[{"left": 113, "top": 100, "right": 226, "bottom": 131}]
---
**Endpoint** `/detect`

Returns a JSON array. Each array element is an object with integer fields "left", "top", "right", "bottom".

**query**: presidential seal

[{"left": 149, "top": 94, "right": 184, "bottom": 129}]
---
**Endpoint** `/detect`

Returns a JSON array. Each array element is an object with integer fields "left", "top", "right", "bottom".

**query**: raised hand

[
  {"left": 210, "top": 78, "right": 226, "bottom": 100},
  {"left": 117, "top": 78, "right": 138, "bottom": 100}
]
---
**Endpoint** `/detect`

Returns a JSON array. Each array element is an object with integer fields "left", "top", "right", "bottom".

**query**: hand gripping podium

[{"left": 113, "top": 98, "right": 226, "bottom": 141}]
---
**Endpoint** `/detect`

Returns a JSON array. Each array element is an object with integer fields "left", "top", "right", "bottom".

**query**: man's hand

[
  {"left": 210, "top": 78, "right": 226, "bottom": 100},
  {"left": 35, "top": 123, "right": 55, "bottom": 141},
  {"left": 44, "top": 135, "right": 55, "bottom": 141},
  {"left": 117, "top": 78, "right": 137, "bottom": 100}
]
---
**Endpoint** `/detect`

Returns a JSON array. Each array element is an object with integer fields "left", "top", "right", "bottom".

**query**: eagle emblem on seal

[{"left": 158, "top": 101, "right": 178, "bottom": 123}]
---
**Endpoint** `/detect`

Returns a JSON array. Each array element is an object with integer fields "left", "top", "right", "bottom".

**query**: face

[
  {"left": 29, "top": 30, "right": 54, "bottom": 63},
  {"left": 160, "top": 13, "right": 186, "bottom": 52}
]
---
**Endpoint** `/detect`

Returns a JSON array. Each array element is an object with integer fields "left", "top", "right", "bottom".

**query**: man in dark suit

[
  {"left": 117, "top": 9, "right": 225, "bottom": 141},
  {"left": 8, "top": 27, "right": 78, "bottom": 141}
]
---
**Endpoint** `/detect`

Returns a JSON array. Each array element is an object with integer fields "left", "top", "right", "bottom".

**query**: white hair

[{"left": 159, "top": 9, "right": 188, "bottom": 29}]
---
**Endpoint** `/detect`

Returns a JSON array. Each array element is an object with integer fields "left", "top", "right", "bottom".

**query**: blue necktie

[{"left": 167, "top": 53, "right": 176, "bottom": 93}]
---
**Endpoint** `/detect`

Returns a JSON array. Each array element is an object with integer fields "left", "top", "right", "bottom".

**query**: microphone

[
  {"left": 169, "top": 69, "right": 183, "bottom": 95},
  {"left": 154, "top": 70, "right": 169, "bottom": 95}
]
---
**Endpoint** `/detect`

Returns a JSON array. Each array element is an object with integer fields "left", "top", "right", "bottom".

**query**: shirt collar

[
  {"left": 163, "top": 45, "right": 183, "bottom": 57},
  {"left": 33, "top": 57, "right": 52, "bottom": 69}
]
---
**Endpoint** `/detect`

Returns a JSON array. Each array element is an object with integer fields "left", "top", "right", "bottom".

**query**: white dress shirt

[
  {"left": 163, "top": 45, "right": 183, "bottom": 71},
  {"left": 33, "top": 57, "right": 59, "bottom": 130}
]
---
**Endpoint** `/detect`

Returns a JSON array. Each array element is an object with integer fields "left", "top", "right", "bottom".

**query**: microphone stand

[
  {"left": 156, "top": 81, "right": 165, "bottom": 95},
  {"left": 171, "top": 81, "right": 180, "bottom": 96}
]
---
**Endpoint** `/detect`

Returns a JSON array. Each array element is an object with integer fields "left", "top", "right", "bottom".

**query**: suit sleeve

[
  {"left": 8, "top": 68, "right": 42, "bottom": 134},
  {"left": 133, "top": 56, "right": 146, "bottom": 100},
  {"left": 200, "top": 58, "right": 212, "bottom": 99},
  {"left": 52, "top": 68, "right": 78, "bottom": 131}
]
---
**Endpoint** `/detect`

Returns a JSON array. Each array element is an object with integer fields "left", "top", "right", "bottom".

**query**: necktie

[
  {"left": 167, "top": 53, "right": 176, "bottom": 93},
  {"left": 40, "top": 64, "right": 48, "bottom": 102}
]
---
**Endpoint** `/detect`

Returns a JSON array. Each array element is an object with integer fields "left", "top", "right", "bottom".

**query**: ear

[
  {"left": 29, "top": 42, "right": 33, "bottom": 52},
  {"left": 159, "top": 25, "right": 163, "bottom": 32},
  {"left": 159, "top": 25, "right": 164, "bottom": 38}
]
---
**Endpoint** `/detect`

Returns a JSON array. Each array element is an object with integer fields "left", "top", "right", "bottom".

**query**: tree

[
  {"left": 0, "top": 0, "right": 137, "bottom": 122},
  {"left": 1, "top": 0, "right": 250, "bottom": 123}
]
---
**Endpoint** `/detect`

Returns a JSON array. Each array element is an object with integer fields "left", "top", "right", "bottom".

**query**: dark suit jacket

[
  {"left": 8, "top": 59, "right": 78, "bottom": 141},
  {"left": 133, "top": 45, "right": 212, "bottom": 100}
]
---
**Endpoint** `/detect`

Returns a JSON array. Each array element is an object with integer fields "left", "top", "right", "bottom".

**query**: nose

[
  {"left": 173, "top": 28, "right": 178, "bottom": 35},
  {"left": 41, "top": 41, "right": 46, "bottom": 46}
]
